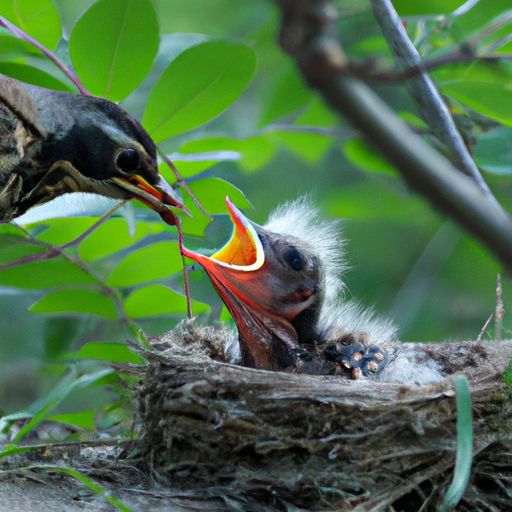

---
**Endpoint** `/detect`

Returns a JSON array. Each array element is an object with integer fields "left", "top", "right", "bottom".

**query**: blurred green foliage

[{"left": 0, "top": 0, "right": 511, "bottom": 441}]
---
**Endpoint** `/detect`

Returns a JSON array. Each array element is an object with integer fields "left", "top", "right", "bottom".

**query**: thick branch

[
  {"left": 274, "top": 0, "right": 512, "bottom": 274},
  {"left": 371, "top": 0, "right": 500, "bottom": 208}
]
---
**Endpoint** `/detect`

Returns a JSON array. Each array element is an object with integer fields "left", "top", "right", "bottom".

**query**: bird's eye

[
  {"left": 115, "top": 148, "right": 140, "bottom": 173},
  {"left": 283, "top": 246, "right": 306, "bottom": 271}
]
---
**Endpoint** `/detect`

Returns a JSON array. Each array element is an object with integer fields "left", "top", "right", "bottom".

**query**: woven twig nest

[{"left": 136, "top": 322, "right": 512, "bottom": 511}]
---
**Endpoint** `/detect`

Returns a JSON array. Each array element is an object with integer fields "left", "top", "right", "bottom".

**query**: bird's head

[
  {"left": 182, "top": 197, "right": 343, "bottom": 369},
  {"left": 32, "top": 95, "right": 187, "bottom": 224},
  {"left": 2, "top": 77, "right": 187, "bottom": 224}
]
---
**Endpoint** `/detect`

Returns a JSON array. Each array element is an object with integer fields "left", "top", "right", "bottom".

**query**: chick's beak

[
  {"left": 182, "top": 196, "right": 264, "bottom": 272},
  {"left": 182, "top": 197, "right": 299, "bottom": 369},
  {"left": 112, "top": 174, "right": 190, "bottom": 225}
]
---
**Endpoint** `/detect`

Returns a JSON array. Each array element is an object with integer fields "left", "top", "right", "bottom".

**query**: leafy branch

[
  {"left": 372, "top": 0, "right": 500, "bottom": 208},
  {"left": 274, "top": 0, "right": 512, "bottom": 274},
  {"left": 9, "top": 221, "right": 142, "bottom": 340},
  {"left": 0, "top": 14, "right": 90, "bottom": 95},
  {"left": 0, "top": 201, "right": 126, "bottom": 271},
  {"left": 0, "top": 15, "right": 208, "bottom": 317}
]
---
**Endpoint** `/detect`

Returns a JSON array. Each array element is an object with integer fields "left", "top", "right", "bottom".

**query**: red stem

[
  {"left": 175, "top": 216, "right": 193, "bottom": 318},
  {"left": 158, "top": 150, "right": 211, "bottom": 218},
  {"left": 0, "top": 15, "right": 90, "bottom": 96}
]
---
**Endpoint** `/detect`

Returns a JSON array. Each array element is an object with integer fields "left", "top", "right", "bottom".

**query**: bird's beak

[
  {"left": 182, "top": 196, "right": 265, "bottom": 272},
  {"left": 112, "top": 174, "right": 190, "bottom": 224},
  {"left": 182, "top": 197, "right": 299, "bottom": 369}
]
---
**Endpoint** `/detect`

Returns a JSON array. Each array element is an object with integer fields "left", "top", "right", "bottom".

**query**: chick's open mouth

[{"left": 181, "top": 197, "right": 264, "bottom": 271}]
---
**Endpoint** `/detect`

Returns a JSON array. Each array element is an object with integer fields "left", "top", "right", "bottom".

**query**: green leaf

[
  {"left": 0, "top": 0, "right": 62, "bottom": 49},
  {"left": 0, "top": 235, "right": 42, "bottom": 264},
  {"left": 11, "top": 368, "right": 113, "bottom": 443},
  {"left": 324, "top": 180, "right": 436, "bottom": 224},
  {"left": 180, "top": 135, "right": 276, "bottom": 173},
  {"left": 343, "top": 138, "right": 397, "bottom": 176},
  {"left": 106, "top": 241, "right": 181, "bottom": 287},
  {"left": 436, "top": 62, "right": 512, "bottom": 126},
  {"left": 49, "top": 410, "right": 96, "bottom": 430},
  {"left": 0, "top": 62, "right": 72, "bottom": 91},
  {"left": 273, "top": 129, "right": 333, "bottom": 163},
  {"left": 178, "top": 177, "right": 251, "bottom": 236},
  {"left": 0, "top": 257, "right": 96, "bottom": 289},
  {"left": 160, "top": 159, "right": 217, "bottom": 180},
  {"left": 295, "top": 97, "right": 337, "bottom": 127},
  {"left": 441, "top": 375, "right": 473, "bottom": 511},
  {"left": 68, "top": 341, "right": 145, "bottom": 364},
  {"left": 143, "top": 40, "right": 256, "bottom": 142},
  {"left": 259, "top": 63, "right": 310, "bottom": 126},
  {"left": 186, "top": 177, "right": 251, "bottom": 213},
  {"left": 29, "top": 289, "right": 118, "bottom": 319},
  {"left": 393, "top": 0, "right": 465, "bottom": 15},
  {"left": 474, "top": 126, "right": 512, "bottom": 175},
  {"left": 153, "top": 0, "right": 270, "bottom": 37},
  {"left": 0, "top": 28, "right": 41, "bottom": 56},
  {"left": 79, "top": 218, "right": 166, "bottom": 262},
  {"left": 124, "top": 284, "right": 209, "bottom": 318},
  {"left": 48, "top": 466, "right": 134, "bottom": 512},
  {"left": 452, "top": 2, "right": 512, "bottom": 37},
  {"left": 43, "top": 318, "right": 80, "bottom": 359},
  {"left": 34, "top": 217, "right": 97, "bottom": 245},
  {"left": 69, "top": 0, "right": 159, "bottom": 100}
]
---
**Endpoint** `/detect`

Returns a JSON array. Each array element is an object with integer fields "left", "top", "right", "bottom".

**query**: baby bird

[{"left": 182, "top": 197, "right": 395, "bottom": 377}]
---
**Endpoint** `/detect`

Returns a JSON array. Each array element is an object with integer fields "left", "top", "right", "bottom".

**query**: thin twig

[
  {"left": 355, "top": 52, "right": 512, "bottom": 83},
  {"left": 495, "top": 274, "right": 504, "bottom": 342},
  {"left": 476, "top": 313, "right": 494, "bottom": 342},
  {"left": 0, "top": 15, "right": 90, "bottom": 96},
  {"left": 261, "top": 124, "right": 353, "bottom": 137},
  {"left": 61, "top": 201, "right": 127, "bottom": 249},
  {"left": 371, "top": 0, "right": 501, "bottom": 210},
  {"left": 2, "top": 202, "right": 125, "bottom": 271},
  {"left": 11, "top": 223, "right": 135, "bottom": 333},
  {"left": 158, "top": 150, "right": 211, "bottom": 218},
  {"left": 175, "top": 217, "right": 193, "bottom": 319}
]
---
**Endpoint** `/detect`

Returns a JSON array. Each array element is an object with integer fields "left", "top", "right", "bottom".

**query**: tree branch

[
  {"left": 274, "top": 0, "right": 512, "bottom": 274},
  {"left": 352, "top": 51, "right": 512, "bottom": 84},
  {"left": 371, "top": 0, "right": 500, "bottom": 208}
]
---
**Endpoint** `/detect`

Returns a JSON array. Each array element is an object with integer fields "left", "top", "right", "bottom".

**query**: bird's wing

[
  {"left": 0, "top": 75, "right": 48, "bottom": 220},
  {"left": 0, "top": 74, "right": 46, "bottom": 138}
]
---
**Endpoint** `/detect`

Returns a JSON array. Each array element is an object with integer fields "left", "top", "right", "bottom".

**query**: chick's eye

[
  {"left": 115, "top": 148, "right": 140, "bottom": 173},
  {"left": 284, "top": 246, "right": 306, "bottom": 271}
]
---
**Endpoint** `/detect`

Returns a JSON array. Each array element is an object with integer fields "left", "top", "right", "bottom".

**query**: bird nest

[{"left": 135, "top": 322, "right": 512, "bottom": 511}]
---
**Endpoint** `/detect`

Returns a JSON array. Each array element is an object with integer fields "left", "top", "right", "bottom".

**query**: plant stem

[{"left": 0, "top": 15, "right": 90, "bottom": 96}]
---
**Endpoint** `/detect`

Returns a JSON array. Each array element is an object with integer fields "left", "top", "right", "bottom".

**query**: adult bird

[
  {"left": 0, "top": 74, "right": 186, "bottom": 224},
  {"left": 182, "top": 197, "right": 395, "bottom": 377}
]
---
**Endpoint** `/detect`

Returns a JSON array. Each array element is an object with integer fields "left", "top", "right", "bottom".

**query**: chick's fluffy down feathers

[
  {"left": 226, "top": 198, "right": 396, "bottom": 363},
  {"left": 265, "top": 197, "right": 396, "bottom": 340}
]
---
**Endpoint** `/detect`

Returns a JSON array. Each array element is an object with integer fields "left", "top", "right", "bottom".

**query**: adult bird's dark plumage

[
  {"left": 0, "top": 74, "right": 186, "bottom": 223},
  {"left": 183, "top": 197, "right": 395, "bottom": 375}
]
